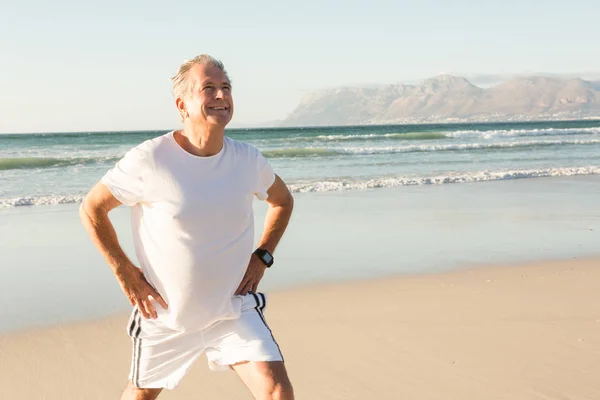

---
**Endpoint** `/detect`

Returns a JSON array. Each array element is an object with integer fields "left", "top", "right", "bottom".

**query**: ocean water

[
  {"left": 3, "top": 120, "right": 600, "bottom": 332},
  {"left": 2, "top": 120, "right": 600, "bottom": 208},
  {"left": 2, "top": 175, "right": 599, "bottom": 333}
]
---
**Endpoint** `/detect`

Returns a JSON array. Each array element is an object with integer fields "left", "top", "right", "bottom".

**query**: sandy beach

[{"left": 1, "top": 257, "right": 598, "bottom": 399}]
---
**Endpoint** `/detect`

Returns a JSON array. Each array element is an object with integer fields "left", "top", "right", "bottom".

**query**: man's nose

[{"left": 215, "top": 88, "right": 226, "bottom": 99}]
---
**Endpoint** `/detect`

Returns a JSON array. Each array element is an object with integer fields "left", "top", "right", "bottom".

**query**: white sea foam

[
  {"left": 0, "top": 195, "right": 84, "bottom": 208},
  {"left": 310, "top": 132, "right": 447, "bottom": 141},
  {"left": 3, "top": 166, "right": 600, "bottom": 207},
  {"left": 336, "top": 138, "right": 600, "bottom": 155},
  {"left": 446, "top": 127, "right": 600, "bottom": 139},
  {"left": 261, "top": 138, "right": 600, "bottom": 159},
  {"left": 261, "top": 127, "right": 600, "bottom": 144},
  {"left": 288, "top": 166, "right": 600, "bottom": 193}
]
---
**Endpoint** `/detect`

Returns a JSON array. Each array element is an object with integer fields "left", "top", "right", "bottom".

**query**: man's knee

[
  {"left": 269, "top": 379, "right": 294, "bottom": 400},
  {"left": 120, "top": 381, "right": 162, "bottom": 400},
  {"left": 263, "top": 364, "right": 294, "bottom": 400},
  {"left": 240, "top": 361, "right": 294, "bottom": 400}
]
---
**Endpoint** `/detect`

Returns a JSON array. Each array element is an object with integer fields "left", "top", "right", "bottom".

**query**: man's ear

[{"left": 175, "top": 97, "right": 187, "bottom": 119}]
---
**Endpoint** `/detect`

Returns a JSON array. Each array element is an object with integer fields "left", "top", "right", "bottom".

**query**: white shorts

[{"left": 126, "top": 292, "right": 284, "bottom": 390}]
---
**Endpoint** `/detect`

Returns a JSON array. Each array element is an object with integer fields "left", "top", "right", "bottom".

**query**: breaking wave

[
  {"left": 446, "top": 127, "right": 600, "bottom": 139},
  {"left": 3, "top": 166, "right": 599, "bottom": 207},
  {"left": 288, "top": 166, "right": 600, "bottom": 193},
  {"left": 0, "top": 157, "right": 119, "bottom": 171},
  {"left": 263, "top": 139, "right": 600, "bottom": 158},
  {"left": 0, "top": 195, "right": 85, "bottom": 208},
  {"left": 282, "top": 132, "right": 448, "bottom": 142},
  {"left": 260, "top": 127, "right": 600, "bottom": 144}
]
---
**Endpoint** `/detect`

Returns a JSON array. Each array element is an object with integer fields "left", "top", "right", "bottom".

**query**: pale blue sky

[{"left": 1, "top": 0, "right": 598, "bottom": 133}]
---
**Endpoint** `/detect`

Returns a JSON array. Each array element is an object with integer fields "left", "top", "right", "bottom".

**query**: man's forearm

[
  {"left": 79, "top": 201, "right": 137, "bottom": 281},
  {"left": 257, "top": 200, "right": 294, "bottom": 255}
]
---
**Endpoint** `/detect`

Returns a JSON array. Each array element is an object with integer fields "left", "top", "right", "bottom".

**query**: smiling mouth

[{"left": 208, "top": 106, "right": 229, "bottom": 111}]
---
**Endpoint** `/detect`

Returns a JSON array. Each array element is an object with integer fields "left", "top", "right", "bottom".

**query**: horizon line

[{"left": 2, "top": 117, "right": 600, "bottom": 136}]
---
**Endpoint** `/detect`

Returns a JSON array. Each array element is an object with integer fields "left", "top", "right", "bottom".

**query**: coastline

[{"left": 2, "top": 175, "right": 599, "bottom": 334}]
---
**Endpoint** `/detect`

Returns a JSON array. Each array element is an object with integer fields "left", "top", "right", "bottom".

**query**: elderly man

[{"left": 79, "top": 54, "right": 295, "bottom": 400}]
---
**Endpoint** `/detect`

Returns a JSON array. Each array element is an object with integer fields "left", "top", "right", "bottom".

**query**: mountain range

[{"left": 278, "top": 75, "right": 600, "bottom": 127}]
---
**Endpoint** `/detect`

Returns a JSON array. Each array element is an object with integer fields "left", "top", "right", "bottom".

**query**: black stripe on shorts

[
  {"left": 130, "top": 312, "right": 143, "bottom": 388},
  {"left": 128, "top": 308, "right": 139, "bottom": 337},
  {"left": 251, "top": 292, "right": 284, "bottom": 362}
]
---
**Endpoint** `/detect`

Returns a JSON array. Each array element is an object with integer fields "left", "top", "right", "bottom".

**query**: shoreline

[
  {"left": 1, "top": 257, "right": 599, "bottom": 399},
  {"left": 3, "top": 172, "right": 600, "bottom": 210},
  {"left": 2, "top": 174, "right": 599, "bottom": 334},
  {"left": 0, "top": 253, "right": 596, "bottom": 338}
]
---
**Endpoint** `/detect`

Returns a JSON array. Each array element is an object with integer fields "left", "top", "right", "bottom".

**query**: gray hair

[{"left": 171, "top": 54, "right": 230, "bottom": 99}]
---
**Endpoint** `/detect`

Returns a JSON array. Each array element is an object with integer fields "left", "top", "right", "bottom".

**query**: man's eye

[{"left": 203, "top": 86, "right": 214, "bottom": 91}]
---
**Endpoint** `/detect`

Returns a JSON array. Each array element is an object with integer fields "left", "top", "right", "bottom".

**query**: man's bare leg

[
  {"left": 232, "top": 361, "right": 294, "bottom": 400},
  {"left": 120, "top": 382, "right": 162, "bottom": 400}
]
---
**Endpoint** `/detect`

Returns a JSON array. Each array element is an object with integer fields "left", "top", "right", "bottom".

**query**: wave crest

[
  {"left": 0, "top": 195, "right": 85, "bottom": 208},
  {"left": 446, "top": 127, "right": 600, "bottom": 139},
  {"left": 262, "top": 148, "right": 339, "bottom": 158},
  {"left": 3, "top": 167, "right": 599, "bottom": 207},
  {"left": 263, "top": 139, "right": 600, "bottom": 158},
  {"left": 0, "top": 157, "right": 119, "bottom": 171},
  {"left": 289, "top": 166, "right": 600, "bottom": 192}
]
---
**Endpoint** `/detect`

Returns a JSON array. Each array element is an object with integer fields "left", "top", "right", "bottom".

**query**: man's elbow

[
  {"left": 80, "top": 182, "right": 120, "bottom": 221},
  {"left": 278, "top": 191, "right": 294, "bottom": 213},
  {"left": 79, "top": 194, "right": 94, "bottom": 224},
  {"left": 268, "top": 191, "right": 294, "bottom": 213},
  {"left": 79, "top": 191, "right": 107, "bottom": 224},
  {"left": 285, "top": 191, "right": 294, "bottom": 210}
]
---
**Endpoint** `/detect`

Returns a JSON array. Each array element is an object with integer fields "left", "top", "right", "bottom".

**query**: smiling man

[{"left": 79, "top": 55, "right": 295, "bottom": 400}]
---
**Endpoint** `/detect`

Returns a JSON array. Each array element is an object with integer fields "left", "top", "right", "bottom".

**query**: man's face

[{"left": 182, "top": 64, "right": 233, "bottom": 127}]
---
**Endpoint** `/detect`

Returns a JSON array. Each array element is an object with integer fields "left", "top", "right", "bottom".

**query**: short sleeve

[
  {"left": 101, "top": 146, "right": 148, "bottom": 206},
  {"left": 254, "top": 150, "right": 276, "bottom": 201}
]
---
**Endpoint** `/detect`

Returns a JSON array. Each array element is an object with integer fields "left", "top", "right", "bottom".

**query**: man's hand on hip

[
  {"left": 118, "top": 267, "right": 168, "bottom": 319},
  {"left": 235, "top": 255, "right": 267, "bottom": 296}
]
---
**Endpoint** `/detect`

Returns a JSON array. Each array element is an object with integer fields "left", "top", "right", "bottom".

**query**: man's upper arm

[
  {"left": 264, "top": 175, "right": 294, "bottom": 208},
  {"left": 81, "top": 181, "right": 123, "bottom": 215}
]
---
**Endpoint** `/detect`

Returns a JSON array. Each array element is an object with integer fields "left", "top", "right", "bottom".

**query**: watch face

[{"left": 262, "top": 253, "right": 273, "bottom": 264}]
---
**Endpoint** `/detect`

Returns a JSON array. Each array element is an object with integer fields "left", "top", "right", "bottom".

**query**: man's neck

[{"left": 177, "top": 125, "right": 225, "bottom": 157}]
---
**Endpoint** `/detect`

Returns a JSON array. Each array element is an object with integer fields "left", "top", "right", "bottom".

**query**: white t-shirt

[{"left": 101, "top": 131, "right": 275, "bottom": 332}]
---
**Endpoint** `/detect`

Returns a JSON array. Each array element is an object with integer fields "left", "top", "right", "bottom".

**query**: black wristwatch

[{"left": 253, "top": 248, "right": 274, "bottom": 267}]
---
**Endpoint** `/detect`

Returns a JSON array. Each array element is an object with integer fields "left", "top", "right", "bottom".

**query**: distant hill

[{"left": 279, "top": 75, "right": 600, "bottom": 127}]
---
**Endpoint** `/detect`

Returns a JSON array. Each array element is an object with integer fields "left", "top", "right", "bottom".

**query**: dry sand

[{"left": 1, "top": 258, "right": 599, "bottom": 399}]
